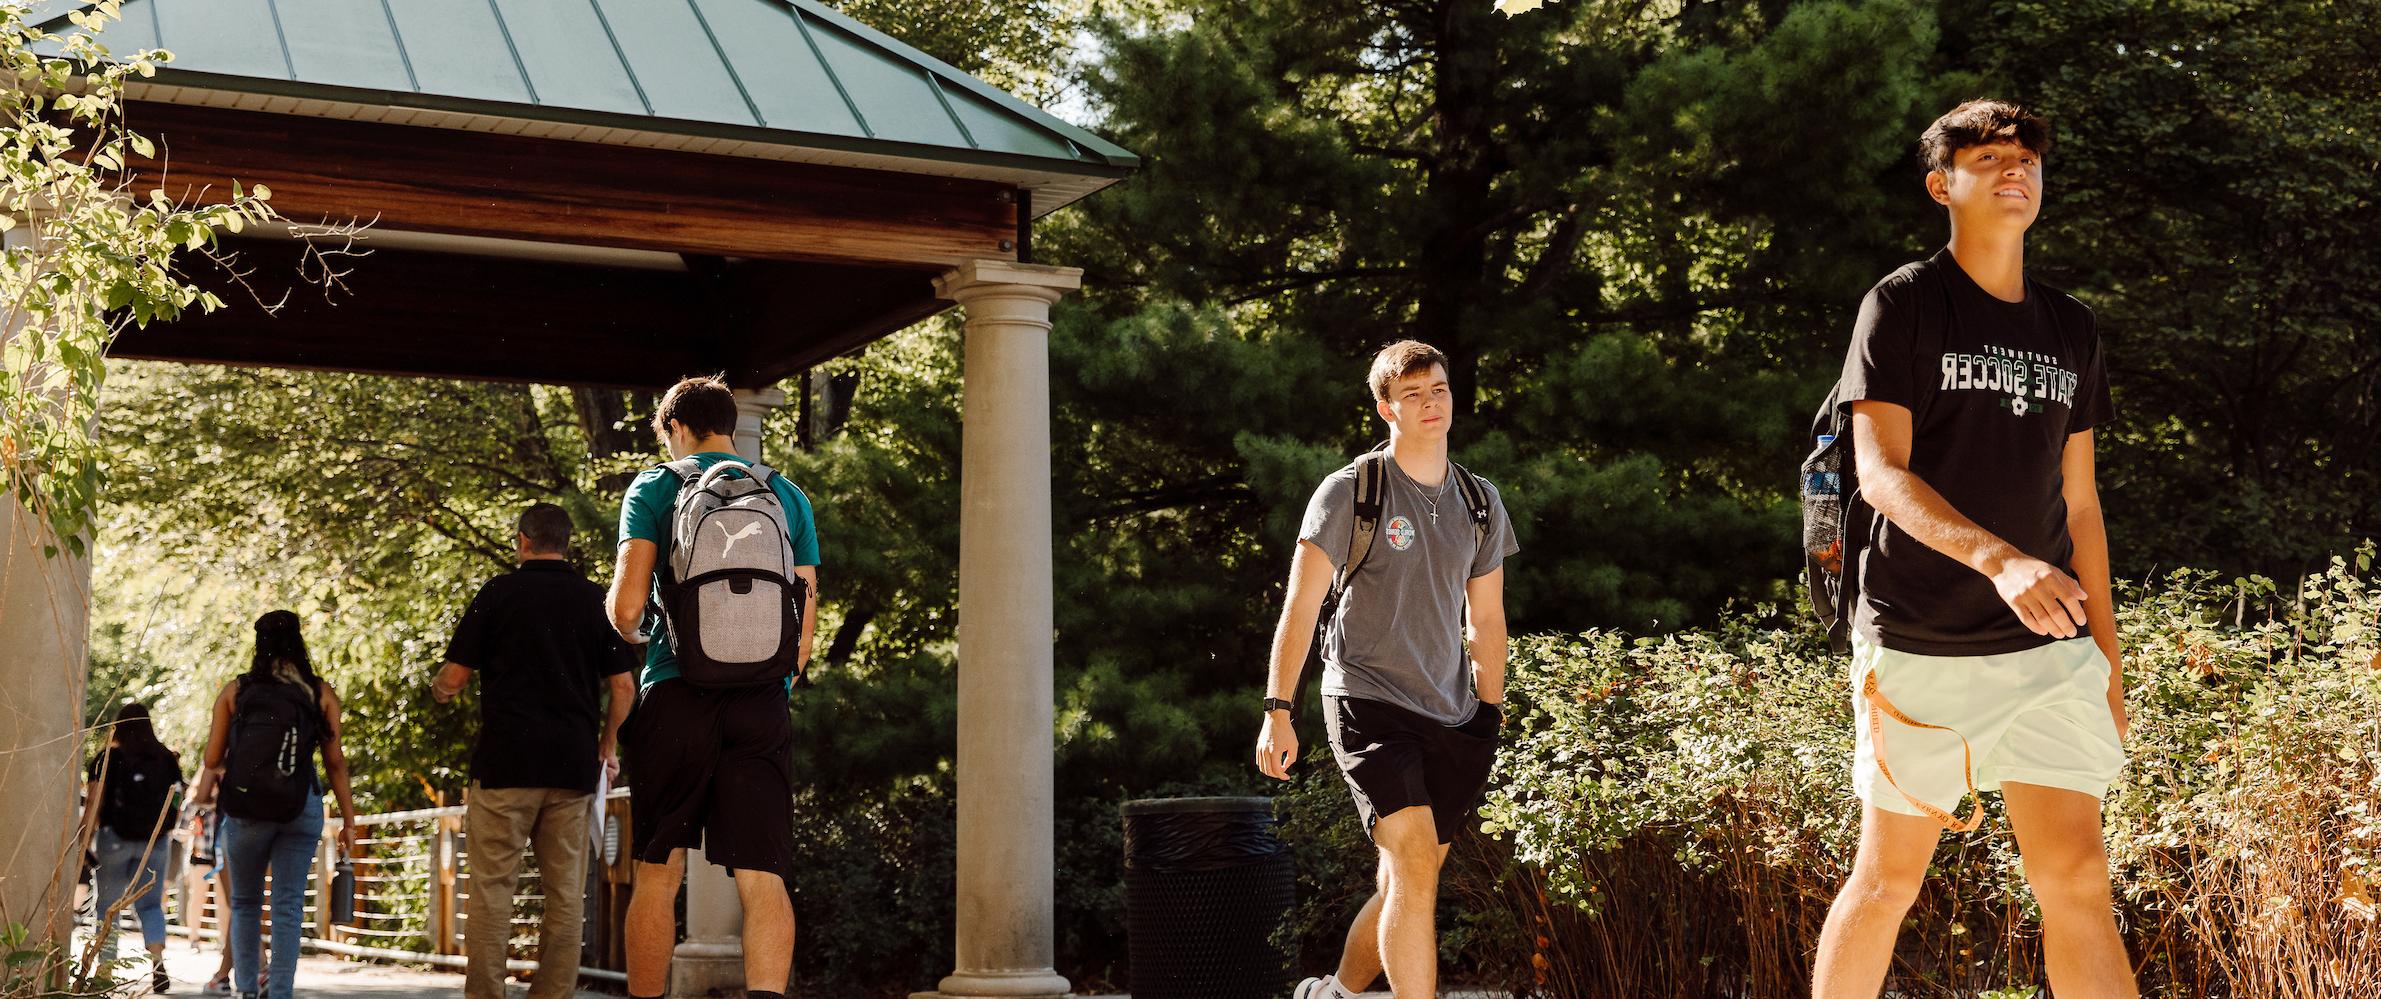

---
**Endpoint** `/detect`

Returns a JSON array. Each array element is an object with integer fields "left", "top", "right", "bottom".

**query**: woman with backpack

[
  {"left": 77, "top": 701, "right": 185, "bottom": 993},
  {"left": 189, "top": 611, "right": 358, "bottom": 999}
]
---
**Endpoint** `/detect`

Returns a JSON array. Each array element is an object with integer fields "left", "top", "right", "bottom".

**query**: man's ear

[
  {"left": 1376, "top": 398, "right": 1395, "bottom": 425},
  {"left": 1925, "top": 169, "right": 1951, "bottom": 206}
]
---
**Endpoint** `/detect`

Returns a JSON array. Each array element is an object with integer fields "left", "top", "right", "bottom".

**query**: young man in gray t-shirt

[{"left": 1257, "top": 340, "right": 1520, "bottom": 999}]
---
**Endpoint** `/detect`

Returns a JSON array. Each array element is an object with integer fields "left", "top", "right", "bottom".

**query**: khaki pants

[{"left": 464, "top": 783, "right": 592, "bottom": 999}]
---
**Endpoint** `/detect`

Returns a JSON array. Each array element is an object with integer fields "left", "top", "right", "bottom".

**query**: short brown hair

[
  {"left": 1368, "top": 340, "right": 1449, "bottom": 402},
  {"left": 652, "top": 375, "right": 739, "bottom": 440},
  {"left": 517, "top": 502, "right": 573, "bottom": 554},
  {"left": 1918, "top": 99, "right": 2050, "bottom": 174}
]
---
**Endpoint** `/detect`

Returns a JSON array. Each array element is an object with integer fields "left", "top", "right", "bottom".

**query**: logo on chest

[
  {"left": 1939, "top": 344, "right": 2078, "bottom": 419},
  {"left": 1385, "top": 516, "right": 1417, "bottom": 551}
]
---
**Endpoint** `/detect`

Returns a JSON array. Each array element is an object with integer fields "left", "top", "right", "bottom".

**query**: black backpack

[
  {"left": 1800, "top": 387, "right": 1864, "bottom": 655},
  {"left": 1801, "top": 264, "right": 1963, "bottom": 653},
  {"left": 1298, "top": 448, "right": 1493, "bottom": 716},
  {"left": 99, "top": 749, "right": 181, "bottom": 841},
  {"left": 219, "top": 677, "right": 323, "bottom": 823}
]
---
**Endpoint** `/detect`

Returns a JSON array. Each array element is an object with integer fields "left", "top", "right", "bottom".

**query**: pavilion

[{"left": 0, "top": 2, "right": 1137, "bottom": 997}]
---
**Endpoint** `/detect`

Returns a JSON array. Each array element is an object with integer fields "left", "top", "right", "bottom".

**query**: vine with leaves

[{"left": 1, "top": 0, "right": 274, "bottom": 559}]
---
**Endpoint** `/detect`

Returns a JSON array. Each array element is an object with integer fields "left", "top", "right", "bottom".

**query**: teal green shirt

[{"left": 618, "top": 453, "right": 820, "bottom": 689}]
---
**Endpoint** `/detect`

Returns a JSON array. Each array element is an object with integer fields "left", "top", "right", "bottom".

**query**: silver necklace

[{"left": 1414, "top": 465, "right": 1455, "bottom": 524}]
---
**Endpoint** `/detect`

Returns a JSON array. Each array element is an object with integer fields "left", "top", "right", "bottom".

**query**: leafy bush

[{"left": 1468, "top": 553, "right": 2381, "bottom": 997}]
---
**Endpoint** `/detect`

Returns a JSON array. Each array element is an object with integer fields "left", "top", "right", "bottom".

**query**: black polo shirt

[{"left": 443, "top": 560, "right": 635, "bottom": 793}]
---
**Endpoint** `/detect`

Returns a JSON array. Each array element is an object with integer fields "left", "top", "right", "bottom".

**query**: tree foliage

[
  {"left": 79, "top": 0, "right": 2381, "bottom": 992},
  {"left": 2, "top": 0, "right": 272, "bottom": 557}
]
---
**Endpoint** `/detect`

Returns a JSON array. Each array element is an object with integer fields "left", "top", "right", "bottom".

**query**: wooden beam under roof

[
  {"left": 126, "top": 101, "right": 1023, "bottom": 271},
  {"left": 111, "top": 238, "right": 723, "bottom": 388}
]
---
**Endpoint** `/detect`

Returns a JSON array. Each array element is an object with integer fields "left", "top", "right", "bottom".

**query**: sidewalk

[
  {"left": 97, "top": 932, "right": 1499, "bottom": 998},
  {"left": 76, "top": 934, "right": 615, "bottom": 999}
]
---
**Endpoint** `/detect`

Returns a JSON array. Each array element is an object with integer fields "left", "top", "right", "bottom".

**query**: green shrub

[{"left": 1475, "top": 552, "right": 2381, "bottom": 997}]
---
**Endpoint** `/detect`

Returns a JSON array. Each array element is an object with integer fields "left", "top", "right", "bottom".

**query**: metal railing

[{"left": 172, "top": 788, "right": 636, "bottom": 984}]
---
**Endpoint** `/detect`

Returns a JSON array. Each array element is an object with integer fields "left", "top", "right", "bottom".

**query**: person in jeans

[
  {"left": 1256, "top": 341, "right": 1519, "bottom": 999},
  {"left": 77, "top": 702, "right": 183, "bottom": 993},
  {"left": 432, "top": 502, "right": 637, "bottom": 999},
  {"left": 1811, "top": 100, "right": 2135, "bottom": 998},
  {"left": 191, "top": 611, "right": 358, "bottom": 999},
  {"left": 606, "top": 376, "right": 818, "bottom": 999},
  {"left": 186, "top": 804, "right": 244, "bottom": 996}
]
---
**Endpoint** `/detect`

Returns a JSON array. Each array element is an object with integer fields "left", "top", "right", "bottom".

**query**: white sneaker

[{"left": 1293, "top": 976, "right": 1347, "bottom": 999}]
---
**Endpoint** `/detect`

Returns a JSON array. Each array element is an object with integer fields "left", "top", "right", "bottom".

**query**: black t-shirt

[
  {"left": 1839, "top": 249, "right": 2114, "bottom": 655},
  {"left": 444, "top": 561, "right": 635, "bottom": 792}
]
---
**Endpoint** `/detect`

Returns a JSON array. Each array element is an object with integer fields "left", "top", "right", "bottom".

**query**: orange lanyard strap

[{"left": 1862, "top": 668, "right": 1985, "bottom": 832}]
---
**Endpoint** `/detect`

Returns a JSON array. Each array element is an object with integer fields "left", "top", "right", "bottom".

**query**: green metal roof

[{"left": 35, "top": 0, "right": 1136, "bottom": 213}]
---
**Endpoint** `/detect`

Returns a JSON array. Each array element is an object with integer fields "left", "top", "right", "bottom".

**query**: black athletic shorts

[
  {"left": 1323, "top": 695, "right": 1502, "bottom": 845},
  {"left": 624, "top": 678, "right": 795, "bottom": 882}
]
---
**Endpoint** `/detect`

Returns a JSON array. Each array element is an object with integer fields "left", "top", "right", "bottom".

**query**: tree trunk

[
  {"left": 1415, "top": 0, "right": 1504, "bottom": 417},
  {"left": 573, "top": 387, "right": 653, "bottom": 493}
]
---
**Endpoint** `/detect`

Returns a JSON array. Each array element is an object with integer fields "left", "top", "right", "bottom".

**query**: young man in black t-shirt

[
  {"left": 431, "top": 502, "right": 636, "bottom": 999},
  {"left": 1812, "top": 101, "right": 2137, "bottom": 999}
]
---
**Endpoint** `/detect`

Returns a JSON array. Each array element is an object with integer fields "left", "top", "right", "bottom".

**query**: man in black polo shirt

[{"left": 432, "top": 502, "right": 637, "bottom": 999}]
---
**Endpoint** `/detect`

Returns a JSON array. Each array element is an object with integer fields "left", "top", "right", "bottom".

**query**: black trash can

[{"left": 1123, "top": 796, "right": 1296, "bottom": 999}]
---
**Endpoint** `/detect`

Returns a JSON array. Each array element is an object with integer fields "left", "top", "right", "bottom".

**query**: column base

[
  {"left": 912, "top": 968, "right": 1072, "bottom": 998},
  {"left": 668, "top": 941, "right": 745, "bottom": 999}
]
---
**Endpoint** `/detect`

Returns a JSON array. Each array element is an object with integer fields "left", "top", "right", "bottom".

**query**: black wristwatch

[{"left": 1262, "top": 697, "right": 1297, "bottom": 716}]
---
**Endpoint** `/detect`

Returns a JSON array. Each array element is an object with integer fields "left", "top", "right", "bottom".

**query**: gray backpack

[{"left": 657, "top": 457, "right": 809, "bottom": 688}]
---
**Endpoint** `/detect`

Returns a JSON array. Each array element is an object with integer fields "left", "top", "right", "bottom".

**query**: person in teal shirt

[
  {"left": 604, "top": 376, "right": 813, "bottom": 999},
  {"left": 616, "top": 453, "right": 819, "bottom": 690}
]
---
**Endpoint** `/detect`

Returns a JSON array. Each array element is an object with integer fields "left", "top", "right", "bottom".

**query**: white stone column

[
  {"left": 667, "top": 387, "right": 790, "bottom": 998},
  {"left": 732, "top": 387, "right": 787, "bottom": 467},
  {"left": 0, "top": 224, "right": 92, "bottom": 952},
  {"left": 668, "top": 858, "right": 745, "bottom": 998},
  {"left": 915, "top": 261, "right": 1080, "bottom": 999}
]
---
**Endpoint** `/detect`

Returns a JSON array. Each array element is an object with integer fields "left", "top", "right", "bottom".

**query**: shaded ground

[{"left": 88, "top": 930, "right": 1499, "bottom": 997}]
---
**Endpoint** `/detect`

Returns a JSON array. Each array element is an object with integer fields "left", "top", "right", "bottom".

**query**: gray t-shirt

[{"left": 1299, "top": 456, "right": 1520, "bottom": 724}]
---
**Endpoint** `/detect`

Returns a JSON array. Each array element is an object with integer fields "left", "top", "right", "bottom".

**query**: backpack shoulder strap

[
  {"left": 1447, "top": 460, "right": 1493, "bottom": 547},
  {"left": 660, "top": 457, "right": 705, "bottom": 485},
  {"left": 1337, "top": 451, "right": 1390, "bottom": 592}
]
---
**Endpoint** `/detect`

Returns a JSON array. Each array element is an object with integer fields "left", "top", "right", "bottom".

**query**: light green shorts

[{"left": 1851, "top": 635, "right": 2125, "bottom": 820}]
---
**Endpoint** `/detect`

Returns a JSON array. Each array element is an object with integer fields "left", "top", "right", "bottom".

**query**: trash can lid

[{"left": 1121, "top": 796, "right": 1275, "bottom": 817}]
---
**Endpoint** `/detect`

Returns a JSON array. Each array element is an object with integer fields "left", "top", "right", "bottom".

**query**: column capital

[
  {"left": 933, "top": 260, "right": 1084, "bottom": 302},
  {"left": 732, "top": 386, "right": 789, "bottom": 412},
  {"left": 730, "top": 386, "right": 789, "bottom": 464}
]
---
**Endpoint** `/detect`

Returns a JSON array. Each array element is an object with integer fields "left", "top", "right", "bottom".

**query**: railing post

[
  {"left": 181, "top": 856, "right": 204, "bottom": 934},
  {"left": 317, "top": 814, "right": 341, "bottom": 944},
  {"left": 434, "top": 812, "right": 461, "bottom": 956}
]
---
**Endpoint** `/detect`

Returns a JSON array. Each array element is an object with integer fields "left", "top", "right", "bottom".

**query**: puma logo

[{"left": 717, "top": 521, "right": 766, "bottom": 557}]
